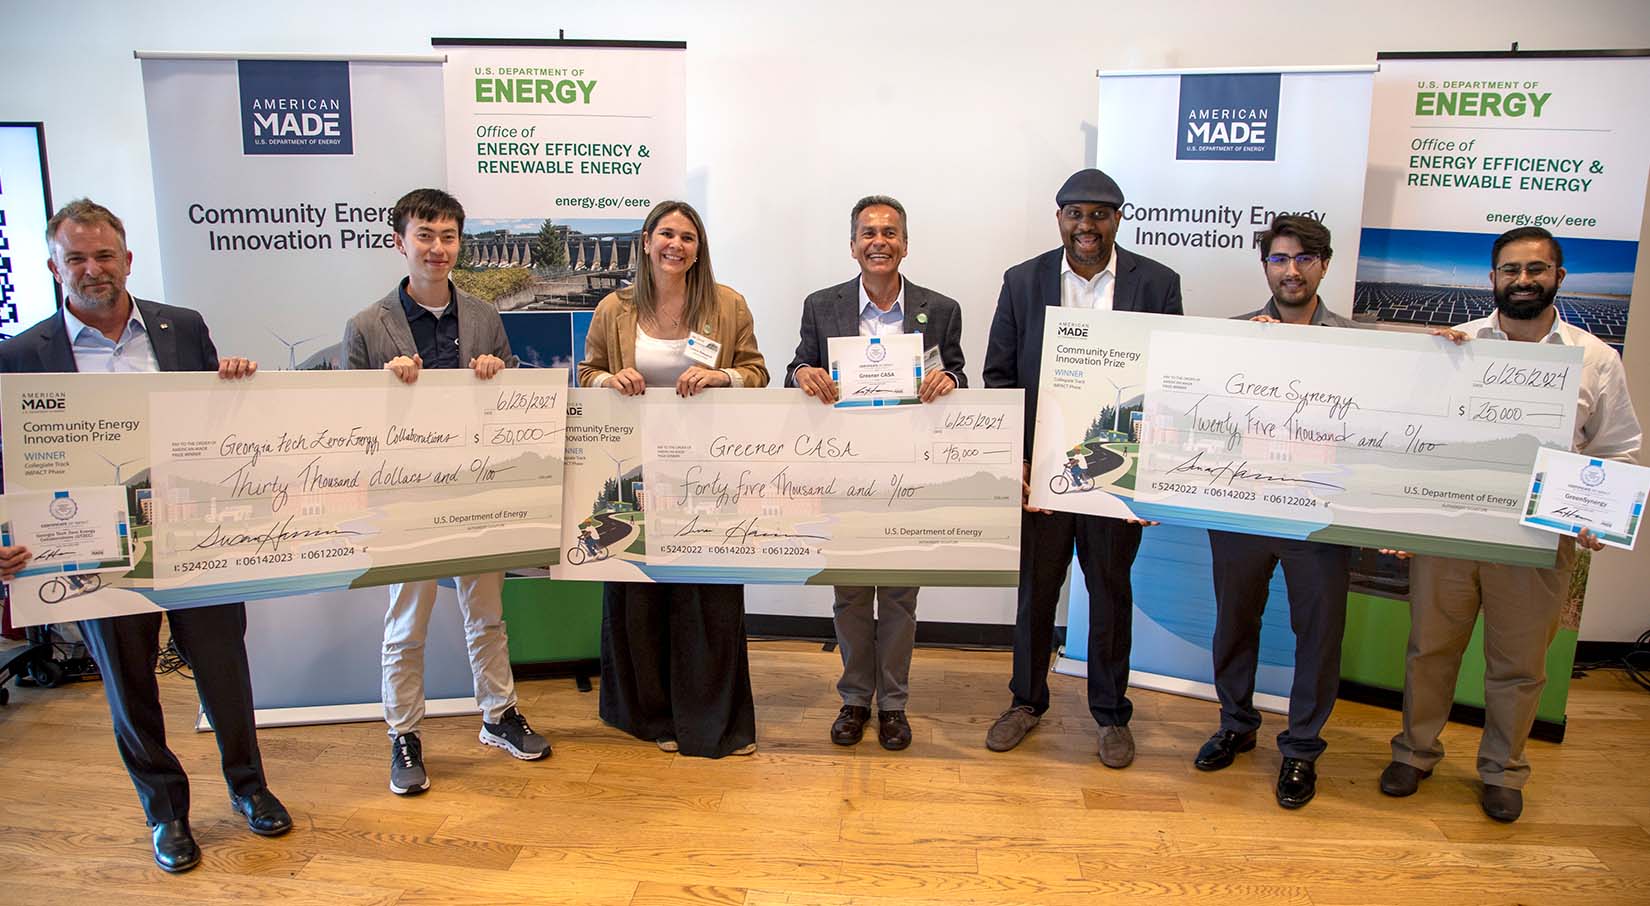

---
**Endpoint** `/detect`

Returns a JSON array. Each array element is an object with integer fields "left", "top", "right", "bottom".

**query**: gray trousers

[
  {"left": 1391, "top": 539, "right": 1576, "bottom": 789},
  {"left": 833, "top": 585, "right": 919, "bottom": 710},
  {"left": 382, "top": 572, "right": 517, "bottom": 737}
]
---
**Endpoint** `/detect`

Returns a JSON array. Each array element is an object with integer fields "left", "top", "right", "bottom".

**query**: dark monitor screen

[{"left": 0, "top": 122, "right": 59, "bottom": 339}]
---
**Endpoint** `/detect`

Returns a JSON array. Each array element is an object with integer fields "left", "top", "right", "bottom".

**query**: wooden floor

[{"left": 1, "top": 639, "right": 1648, "bottom": 904}]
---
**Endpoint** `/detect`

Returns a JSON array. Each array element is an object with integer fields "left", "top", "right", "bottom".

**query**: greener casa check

[
  {"left": 1029, "top": 309, "right": 1582, "bottom": 567},
  {"left": 0, "top": 370, "right": 566, "bottom": 626},
  {"left": 637, "top": 389, "right": 1023, "bottom": 587}
]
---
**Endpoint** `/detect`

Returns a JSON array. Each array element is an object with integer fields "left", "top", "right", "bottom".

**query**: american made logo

[
  {"left": 238, "top": 60, "right": 354, "bottom": 156},
  {"left": 1177, "top": 72, "right": 1280, "bottom": 161},
  {"left": 20, "top": 391, "right": 67, "bottom": 411},
  {"left": 1057, "top": 324, "right": 1089, "bottom": 338}
]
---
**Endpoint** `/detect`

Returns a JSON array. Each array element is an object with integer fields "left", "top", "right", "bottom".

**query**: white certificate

[
  {"left": 1522, "top": 448, "right": 1647, "bottom": 550},
  {"left": 828, "top": 334, "right": 923, "bottom": 408},
  {"left": 1, "top": 486, "right": 133, "bottom": 578}
]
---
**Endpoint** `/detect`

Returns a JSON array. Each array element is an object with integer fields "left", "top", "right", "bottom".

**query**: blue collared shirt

[
  {"left": 858, "top": 276, "right": 906, "bottom": 338},
  {"left": 398, "top": 278, "right": 461, "bottom": 369},
  {"left": 62, "top": 302, "right": 159, "bottom": 374}
]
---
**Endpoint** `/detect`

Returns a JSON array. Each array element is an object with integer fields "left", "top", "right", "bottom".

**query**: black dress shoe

[
  {"left": 151, "top": 818, "right": 200, "bottom": 873},
  {"left": 1378, "top": 760, "right": 1432, "bottom": 797},
  {"left": 830, "top": 705, "right": 871, "bottom": 746},
  {"left": 1193, "top": 728, "right": 1257, "bottom": 771},
  {"left": 877, "top": 710, "right": 912, "bottom": 751},
  {"left": 1481, "top": 783, "right": 1523, "bottom": 822},
  {"left": 230, "top": 788, "right": 293, "bottom": 837},
  {"left": 1276, "top": 757, "right": 1317, "bottom": 809}
]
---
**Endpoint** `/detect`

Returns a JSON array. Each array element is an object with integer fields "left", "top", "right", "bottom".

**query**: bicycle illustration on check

[
  {"left": 1048, "top": 457, "right": 1096, "bottom": 495},
  {"left": 565, "top": 525, "right": 613, "bottom": 566},
  {"left": 39, "top": 572, "right": 103, "bottom": 605}
]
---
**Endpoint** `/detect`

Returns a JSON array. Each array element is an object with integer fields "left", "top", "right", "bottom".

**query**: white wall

[{"left": 4, "top": 1, "right": 1648, "bottom": 633}]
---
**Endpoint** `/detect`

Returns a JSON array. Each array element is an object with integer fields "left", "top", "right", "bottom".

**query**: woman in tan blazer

[{"left": 579, "top": 200, "right": 767, "bottom": 758}]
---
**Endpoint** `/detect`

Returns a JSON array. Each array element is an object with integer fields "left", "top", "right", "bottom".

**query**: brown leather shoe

[
  {"left": 985, "top": 705, "right": 1040, "bottom": 752},
  {"left": 1481, "top": 783, "right": 1523, "bottom": 822},
  {"left": 830, "top": 705, "right": 871, "bottom": 746},
  {"left": 877, "top": 710, "right": 912, "bottom": 751},
  {"left": 1097, "top": 725, "right": 1135, "bottom": 768},
  {"left": 1378, "top": 760, "right": 1432, "bottom": 797}
]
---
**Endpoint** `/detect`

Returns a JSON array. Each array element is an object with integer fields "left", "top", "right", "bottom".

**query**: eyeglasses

[
  {"left": 1060, "top": 206, "right": 1118, "bottom": 223},
  {"left": 1263, "top": 253, "right": 1322, "bottom": 268},
  {"left": 1496, "top": 262, "right": 1554, "bottom": 278}
]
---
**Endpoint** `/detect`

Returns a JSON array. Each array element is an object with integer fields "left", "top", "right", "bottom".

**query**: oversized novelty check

[
  {"left": 1, "top": 370, "right": 565, "bottom": 625},
  {"left": 1029, "top": 308, "right": 1582, "bottom": 567},
  {"left": 622, "top": 388, "right": 1022, "bottom": 586}
]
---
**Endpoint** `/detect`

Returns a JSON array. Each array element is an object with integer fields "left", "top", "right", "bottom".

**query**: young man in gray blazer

[
  {"left": 786, "top": 195, "right": 966, "bottom": 750},
  {"left": 343, "top": 188, "right": 548, "bottom": 795}
]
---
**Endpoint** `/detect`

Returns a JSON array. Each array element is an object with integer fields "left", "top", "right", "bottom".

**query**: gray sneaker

[
  {"left": 985, "top": 705, "right": 1040, "bottom": 752},
  {"left": 480, "top": 707, "right": 551, "bottom": 760},
  {"left": 1098, "top": 724, "right": 1135, "bottom": 769},
  {"left": 389, "top": 732, "right": 429, "bottom": 795}
]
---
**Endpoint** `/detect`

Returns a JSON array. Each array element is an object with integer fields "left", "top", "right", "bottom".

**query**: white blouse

[{"left": 633, "top": 325, "right": 693, "bottom": 388}]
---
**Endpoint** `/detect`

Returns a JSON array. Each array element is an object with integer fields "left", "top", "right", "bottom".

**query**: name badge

[
  {"left": 684, "top": 332, "right": 721, "bottom": 366},
  {"left": 923, "top": 344, "right": 944, "bottom": 379}
]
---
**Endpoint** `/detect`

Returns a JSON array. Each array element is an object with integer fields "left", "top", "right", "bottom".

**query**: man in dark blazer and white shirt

[
  {"left": 786, "top": 195, "right": 966, "bottom": 751},
  {"left": 0, "top": 199, "right": 289, "bottom": 873},
  {"left": 982, "top": 169, "right": 1183, "bottom": 768}
]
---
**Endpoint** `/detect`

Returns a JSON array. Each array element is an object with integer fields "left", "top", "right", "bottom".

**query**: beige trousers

[{"left": 1391, "top": 539, "right": 1577, "bottom": 789}]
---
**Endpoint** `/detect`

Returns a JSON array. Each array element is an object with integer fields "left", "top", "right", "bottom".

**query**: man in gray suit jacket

[
  {"left": 343, "top": 188, "right": 548, "bottom": 796},
  {"left": 785, "top": 195, "right": 967, "bottom": 751}
]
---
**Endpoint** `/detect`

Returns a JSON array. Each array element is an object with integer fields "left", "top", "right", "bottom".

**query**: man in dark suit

[
  {"left": 982, "top": 169, "right": 1183, "bottom": 768},
  {"left": 786, "top": 195, "right": 966, "bottom": 751},
  {"left": 0, "top": 199, "right": 289, "bottom": 873}
]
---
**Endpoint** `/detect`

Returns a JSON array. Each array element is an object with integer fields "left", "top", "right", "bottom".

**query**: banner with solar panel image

[{"left": 1356, "top": 52, "right": 1650, "bottom": 353}]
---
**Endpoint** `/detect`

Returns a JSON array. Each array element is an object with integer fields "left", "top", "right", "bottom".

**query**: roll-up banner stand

[
  {"left": 1067, "top": 66, "right": 1375, "bottom": 708},
  {"left": 434, "top": 38, "right": 686, "bottom": 591},
  {"left": 433, "top": 38, "right": 685, "bottom": 670},
  {"left": 1351, "top": 49, "right": 1650, "bottom": 738},
  {"left": 136, "top": 52, "right": 481, "bottom": 728}
]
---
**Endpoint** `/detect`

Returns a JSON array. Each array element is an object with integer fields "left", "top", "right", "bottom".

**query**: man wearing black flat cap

[{"left": 981, "top": 168, "right": 1183, "bottom": 768}]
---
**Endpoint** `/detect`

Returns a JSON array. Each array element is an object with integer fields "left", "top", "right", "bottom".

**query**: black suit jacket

[
  {"left": 784, "top": 276, "right": 967, "bottom": 388},
  {"left": 0, "top": 298, "right": 220, "bottom": 492},
  {"left": 982, "top": 247, "right": 1182, "bottom": 454},
  {"left": 0, "top": 297, "right": 221, "bottom": 375}
]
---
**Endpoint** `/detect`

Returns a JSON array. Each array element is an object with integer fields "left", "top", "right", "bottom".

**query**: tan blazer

[{"left": 578, "top": 284, "right": 769, "bottom": 388}]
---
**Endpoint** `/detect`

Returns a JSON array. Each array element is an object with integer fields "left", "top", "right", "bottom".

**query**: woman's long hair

[{"left": 624, "top": 200, "right": 718, "bottom": 333}]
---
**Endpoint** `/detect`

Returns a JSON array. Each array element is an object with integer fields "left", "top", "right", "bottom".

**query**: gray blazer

[
  {"left": 343, "top": 283, "right": 519, "bottom": 370},
  {"left": 785, "top": 276, "right": 967, "bottom": 388}
]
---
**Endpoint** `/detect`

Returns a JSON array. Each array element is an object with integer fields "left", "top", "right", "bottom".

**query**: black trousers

[
  {"left": 1012, "top": 510, "right": 1143, "bottom": 726},
  {"left": 1207, "top": 530, "right": 1351, "bottom": 761},
  {"left": 599, "top": 582, "right": 756, "bottom": 758},
  {"left": 78, "top": 602, "right": 266, "bottom": 826}
]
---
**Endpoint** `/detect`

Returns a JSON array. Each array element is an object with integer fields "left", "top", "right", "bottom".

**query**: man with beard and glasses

[
  {"left": 1379, "top": 226, "right": 1640, "bottom": 822},
  {"left": 1193, "top": 215, "right": 1361, "bottom": 809},
  {"left": 982, "top": 168, "right": 1182, "bottom": 768}
]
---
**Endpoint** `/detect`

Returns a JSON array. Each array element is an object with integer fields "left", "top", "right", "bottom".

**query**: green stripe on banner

[
  {"left": 1307, "top": 525, "right": 1556, "bottom": 569},
  {"left": 807, "top": 569, "right": 1019, "bottom": 588},
  {"left": 351, "top": 548, "right": 560, "bottom": 587}
]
